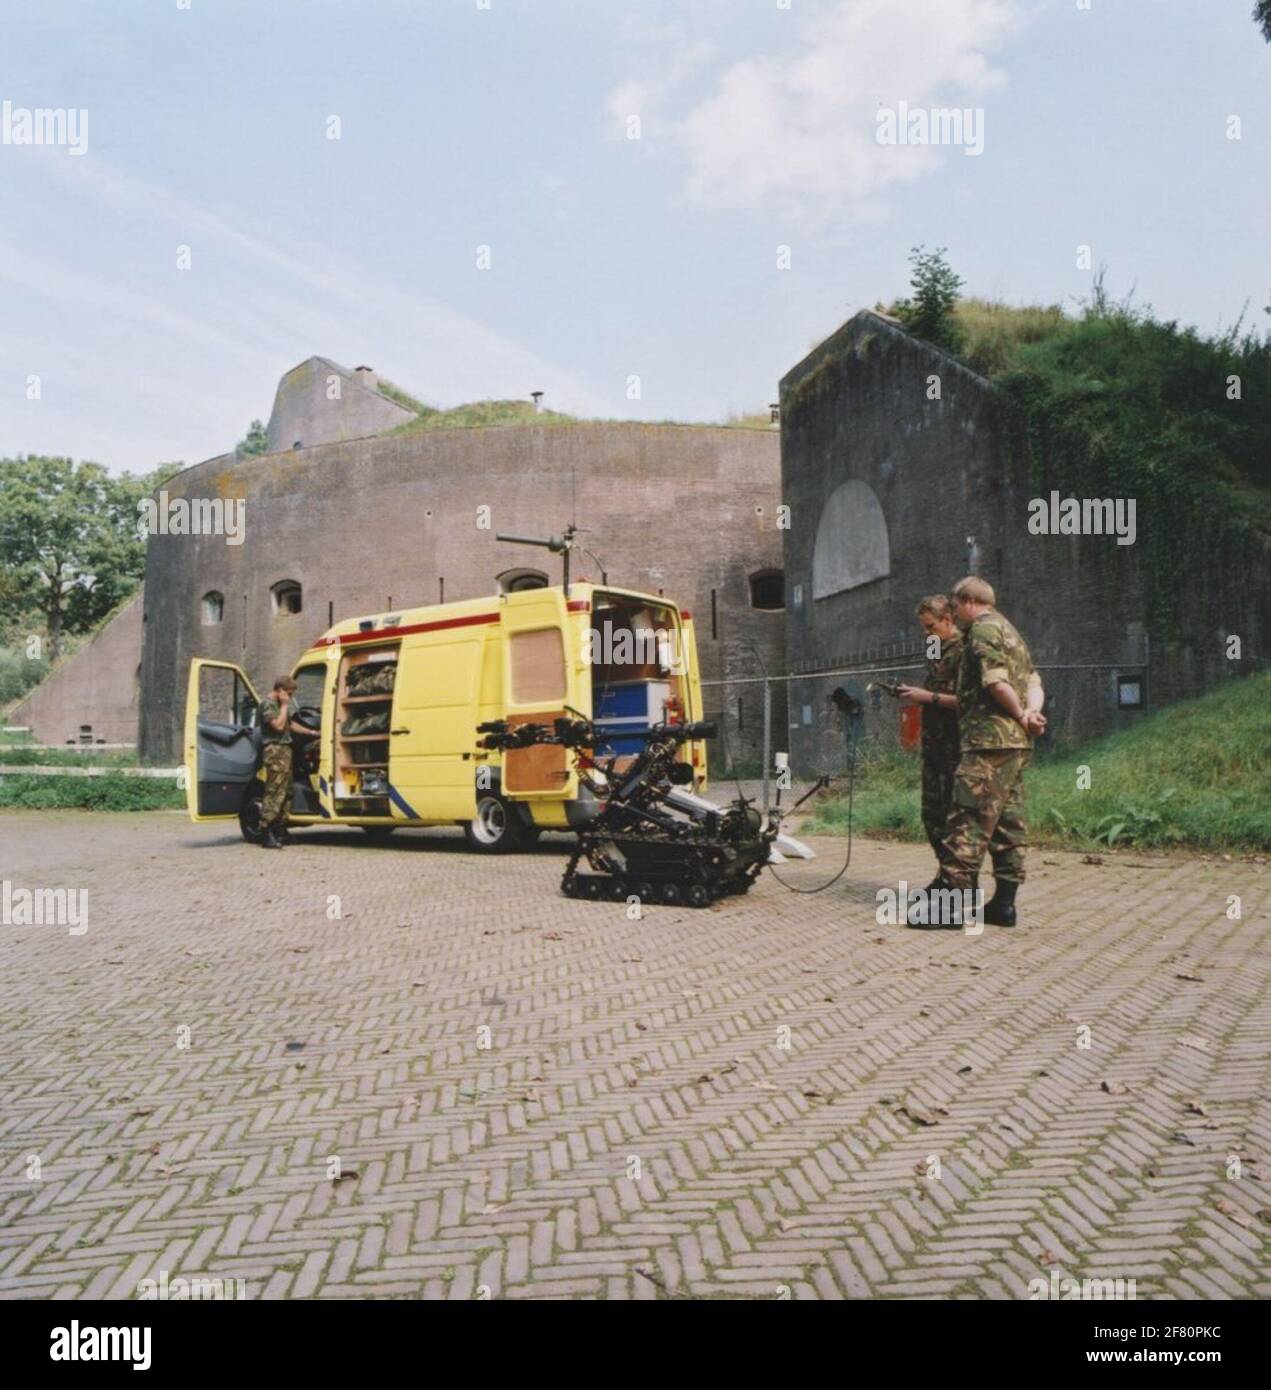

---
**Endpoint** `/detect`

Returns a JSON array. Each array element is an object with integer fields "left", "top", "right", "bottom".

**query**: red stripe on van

[
  {"left": 566, "top": 600, "right": 590, "bottom": 612},
  {"left": 316, "top": 611, "right": 500, "bottom": 646}
]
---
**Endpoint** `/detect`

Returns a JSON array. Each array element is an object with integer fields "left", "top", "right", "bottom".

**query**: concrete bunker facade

[
  {"left": 137, "top": 358, "right": 786, "bottom": 763},
  {"left": 779, "top": 310, "right": 1270, "bottom": 773}
]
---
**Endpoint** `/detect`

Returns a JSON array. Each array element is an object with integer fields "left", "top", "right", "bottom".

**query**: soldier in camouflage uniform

[
  {"left": 897, "top": 596, "right": 963, "bottom": 878},
  {"left": 938, "top": 577, "right": 1046, "bottom": 926},
  {"left": 257, "top": 675, "right": 307, "bottom": 849}
]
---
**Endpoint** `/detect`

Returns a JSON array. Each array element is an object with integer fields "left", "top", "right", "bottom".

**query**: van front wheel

[{"left": 464, "top": 792, "right": 525, "bottom": 854}]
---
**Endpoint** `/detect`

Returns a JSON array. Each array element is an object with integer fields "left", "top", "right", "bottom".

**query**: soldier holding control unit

[{"left": 896, "top": 595, "right": 963, "bottom": 884}]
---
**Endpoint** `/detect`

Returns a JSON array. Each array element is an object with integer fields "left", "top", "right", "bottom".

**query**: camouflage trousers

[
  {"left": 941, "top": 748, "right": 1030, "bottom": 888},
  {"left": 921, "top": 748, "right": 960, "bottom": 867},
  {"left": 260, "top": 743, "right": 293, "bottom": 828}
]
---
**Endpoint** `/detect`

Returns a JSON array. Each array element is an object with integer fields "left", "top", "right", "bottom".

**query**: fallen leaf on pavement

[{"left": 1215, "top": 1199, "right": 1252, "bottom": 1229}]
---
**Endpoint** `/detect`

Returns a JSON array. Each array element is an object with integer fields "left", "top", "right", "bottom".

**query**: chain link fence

[{"left": 701, "top": 654, "right": 1155, "bottom": 816}]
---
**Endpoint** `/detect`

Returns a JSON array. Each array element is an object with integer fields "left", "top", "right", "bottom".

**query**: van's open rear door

[
  {"left": 678, "top": 612, "right": 708, "bottom": 790},
  {"left": 500, "top": 589, "right": 582, "bottom": 798},
  {"left": 184, "top": 660, "right": 261, "bottom": 820}
]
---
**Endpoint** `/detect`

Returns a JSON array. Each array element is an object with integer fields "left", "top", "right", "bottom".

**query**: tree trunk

[{"left": 47, "top": 593, "right": 63, "bottom": 662}]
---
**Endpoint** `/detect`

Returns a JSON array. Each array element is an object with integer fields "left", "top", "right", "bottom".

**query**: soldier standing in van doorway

[
  {"left": 896, "top": 595, "right": 963, "bottom": 885},
  {"left": 257, "top": 675, "right": 311, "bottom": 849},
  {"left": 930, "top": 577, "right": 1046, "bottom": 927}
]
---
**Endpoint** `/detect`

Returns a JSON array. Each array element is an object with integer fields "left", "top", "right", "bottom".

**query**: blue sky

[{"left": 2, "top": 0, "right": 1268, "bottom": 471}]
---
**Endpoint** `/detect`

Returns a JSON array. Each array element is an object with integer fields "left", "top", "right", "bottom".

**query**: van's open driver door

[{"left": 184, "top": 659, "right": 261, "bottom": 820}]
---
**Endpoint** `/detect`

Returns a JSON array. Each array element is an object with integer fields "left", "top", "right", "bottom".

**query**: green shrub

[
  {"left": 0, "top": 774, "right": 183, "bottom": 811},
  {"left": 0, "top": 746, "right": 138, "bottom": 767}
]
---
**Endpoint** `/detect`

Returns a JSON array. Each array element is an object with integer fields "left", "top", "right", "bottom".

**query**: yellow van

[{"left": 184, "top": 582, "right": 707, "bottom": 851}]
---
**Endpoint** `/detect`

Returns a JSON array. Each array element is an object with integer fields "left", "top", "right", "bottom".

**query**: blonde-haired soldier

[{"left": 896, "top": 595, "right": 963, "bottom": 882}]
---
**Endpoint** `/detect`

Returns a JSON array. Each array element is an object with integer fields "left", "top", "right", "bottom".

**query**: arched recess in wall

[
  {"left": 811, "top": 480, "right": 890, "bottom": 600},
  {"left": 271, "top": 579, "right": 303, "bottom": 615},
  {"left": 496, "top": 568, "right": 549, "bottom": 594},
  {"left": 201, "top": 591, "right": 224, "bottom": 626}
]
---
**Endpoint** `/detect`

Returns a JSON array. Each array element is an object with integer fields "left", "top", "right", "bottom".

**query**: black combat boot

[
  {"left": 276, "top": 825, "right": 292, "bottom": 845},
  {"left": 982, "top": 879, "right": 1018, "bottom": 927},
  {"left": 261, "top": 826, "right": 284, "bottom": 849},
  {"left": 907, "top": 875, "right": 963, "bottom": 930}
]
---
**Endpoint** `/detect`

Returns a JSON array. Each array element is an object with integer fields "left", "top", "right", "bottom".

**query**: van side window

[
  {"left": 509, "top": 628, "right": 566, "bottom": 702},
  {"left": 293, "top": 664, "right": 327, "bottom": 720}
]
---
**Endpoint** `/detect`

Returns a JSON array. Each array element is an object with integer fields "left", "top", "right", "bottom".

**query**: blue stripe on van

[{"left": 388, "top": 783, "right": 419, "bottom": 820}]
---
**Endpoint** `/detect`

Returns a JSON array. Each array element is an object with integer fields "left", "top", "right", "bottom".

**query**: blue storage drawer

[{"left": 594, "top": 681, "right": 672, "bottom": 756}]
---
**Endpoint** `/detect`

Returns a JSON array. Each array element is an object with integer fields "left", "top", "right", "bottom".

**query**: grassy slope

[
  {"left": 808, "top": 672, "right": 1271, "bottom": 851},
  {"left": 951, "top": 295, "right": 1271, "bottom": 531}
]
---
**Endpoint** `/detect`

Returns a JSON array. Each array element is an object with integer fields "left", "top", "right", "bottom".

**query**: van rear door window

[{"left": 509, "top": 628, "right": 566, "bottom": 702}]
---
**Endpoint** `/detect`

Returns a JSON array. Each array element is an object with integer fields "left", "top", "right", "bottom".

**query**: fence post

[{"left": 762, "top": 677, "right": 771, "bottom": 815}]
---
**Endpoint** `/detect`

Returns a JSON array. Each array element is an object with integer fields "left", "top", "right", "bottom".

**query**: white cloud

[{"left": 671, "top": 0, "right": 1018, "bottom": 222}]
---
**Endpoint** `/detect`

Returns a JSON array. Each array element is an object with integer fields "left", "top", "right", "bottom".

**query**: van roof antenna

[{"left": 496, "top": 523, "right": 583, "bottom": 596}]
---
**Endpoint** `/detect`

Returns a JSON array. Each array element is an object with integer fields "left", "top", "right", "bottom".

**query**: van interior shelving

[{"left": 335, "top": 644, "right": 399, "bottom": 815}]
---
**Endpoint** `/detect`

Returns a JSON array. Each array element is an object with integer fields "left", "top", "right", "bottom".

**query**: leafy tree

[
  {"left": 236, "top": 419, "right": 268, "bottom": 456},
  {"left": 0, "top": 456, "right": 178, "bottom": 659},
  {"left": 891, "top": 245, "right": 966, "bottom": 354},
  {"left": 1257, "top": 1, "right": 1271, "bottom": 42}
]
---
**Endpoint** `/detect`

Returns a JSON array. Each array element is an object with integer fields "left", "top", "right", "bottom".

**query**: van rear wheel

[{"left": 464, "top": 791, "right": 525, "bottom": 854}]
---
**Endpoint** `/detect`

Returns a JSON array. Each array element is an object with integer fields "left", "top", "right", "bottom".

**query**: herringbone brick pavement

[{"left": 1, "top": 811, "right": 1267, "bottom": 1299}]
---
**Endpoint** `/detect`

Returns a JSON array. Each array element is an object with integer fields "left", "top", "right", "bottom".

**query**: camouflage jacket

[
  {"left": 259, "top": 696, "right": 298, "bottom": 745},
  {"left": 921, "top": 630, "right": 962, "bottom": 761},
  {"left": 956, "top": 609, "right": 1041, "bottom": 751}
]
